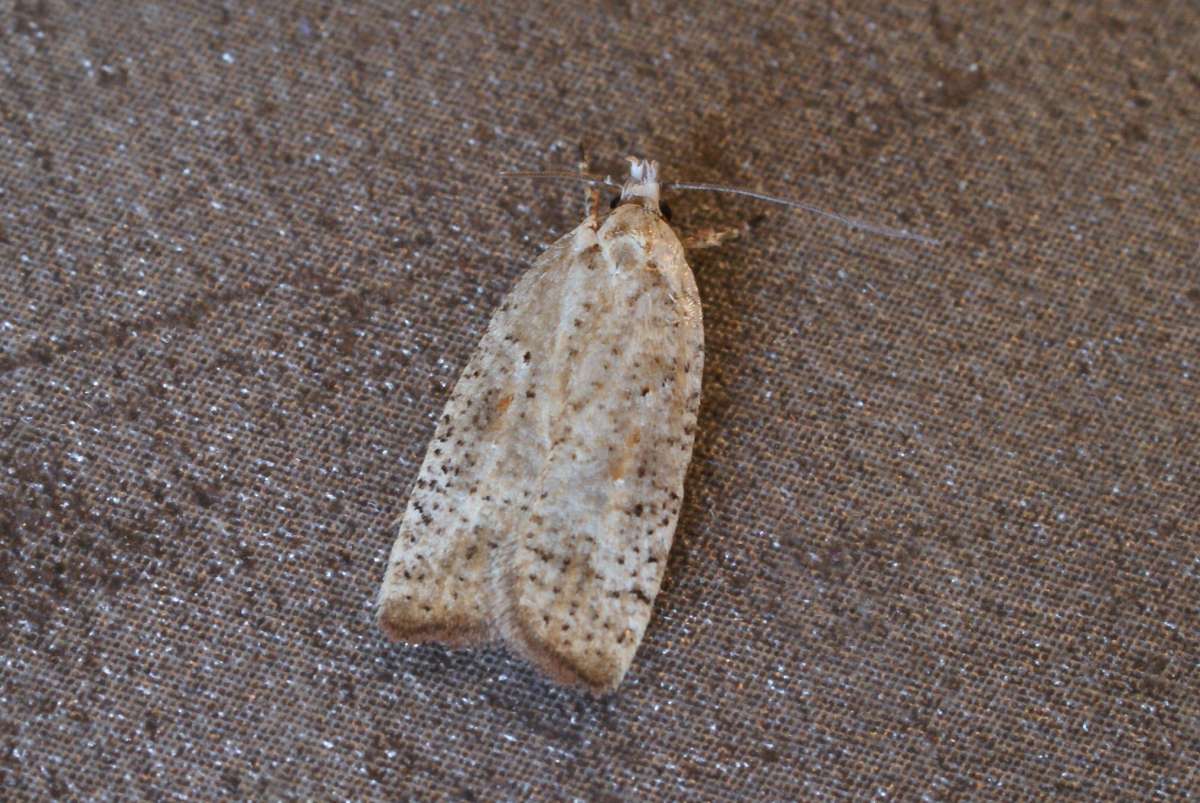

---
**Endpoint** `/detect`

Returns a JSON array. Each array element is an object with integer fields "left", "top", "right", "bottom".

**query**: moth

[{"left": 378, "top": 157, "right": 933, "bottom": 693}]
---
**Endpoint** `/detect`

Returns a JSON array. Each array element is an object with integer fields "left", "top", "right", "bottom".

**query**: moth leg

[
  {"left": 583, "top": 186, "right": 602, "bottom": 222},
  {"left": 576, "top": 146, "right": 601, "bottom": 221},
  {"left": 683, "top": 212, "right": 769, "bottom": 251},
  {"left": 683, "top": 224, "right": 745, "bottom": 251}
]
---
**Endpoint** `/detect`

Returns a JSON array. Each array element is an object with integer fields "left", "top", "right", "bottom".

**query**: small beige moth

[
  {"left": 379, "top": 157, "right": 701, "bottom": 693},
  {"left": 378, "top": 157, "right": 933, "bottom": 693}
]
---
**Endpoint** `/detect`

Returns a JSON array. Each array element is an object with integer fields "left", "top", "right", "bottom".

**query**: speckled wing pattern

[{"left": 378, "top": 183, "right": 703, "bottom": 692}]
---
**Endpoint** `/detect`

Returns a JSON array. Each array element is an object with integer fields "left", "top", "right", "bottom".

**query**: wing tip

[
  {"left": 501, "top": 613, "right": 631, "bottom": 696},
  {"left": 377, "top": 597, "right": 489, "bottom": 648},
  {"left": 377, "top": 596, "right": 629, "bottom": 691},
  {"left": 510, "top": 638, "right": 625, "bottom": 696}
]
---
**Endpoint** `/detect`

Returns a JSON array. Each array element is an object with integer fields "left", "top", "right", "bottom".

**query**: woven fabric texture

[{"left": 2, "top": 1, "right": 1197, "bottom": 799}]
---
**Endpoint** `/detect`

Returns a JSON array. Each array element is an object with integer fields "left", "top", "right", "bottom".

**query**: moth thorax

[{"left": 619, "top": 157, "right": 661, "bottom": 211}]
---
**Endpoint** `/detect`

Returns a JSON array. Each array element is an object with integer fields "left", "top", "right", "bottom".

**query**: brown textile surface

[{"left": 2, "top": 1, "right": 1196, "bottom": 798}]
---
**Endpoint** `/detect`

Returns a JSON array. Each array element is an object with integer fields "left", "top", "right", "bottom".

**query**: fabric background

[{"left": 2, "top": 1, "right": 1196, "bottom": 798}]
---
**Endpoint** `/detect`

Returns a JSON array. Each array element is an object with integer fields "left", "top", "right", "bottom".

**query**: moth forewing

[{"left": 378, "top": 159, "right": 702, "bottom": 692}]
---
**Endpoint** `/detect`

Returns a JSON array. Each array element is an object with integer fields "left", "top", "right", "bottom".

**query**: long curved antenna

[
  {"left": 499, "top": 170, "right": 621, "bottom": 190},
  {"left": 666, "top": 181, "right": 939, "bottom": 246}
]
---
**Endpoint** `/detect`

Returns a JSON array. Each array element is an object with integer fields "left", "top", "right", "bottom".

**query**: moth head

[{"left": 617, "top": 156, "right": 661, "bottom": 213}]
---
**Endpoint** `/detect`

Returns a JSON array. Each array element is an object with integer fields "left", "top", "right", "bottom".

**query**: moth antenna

[
  {"left": 665, "top": 181, "right": 939, "bottom": 246},
  {"left": 500, "top": 170, "right": 621, "bottom": 190}
]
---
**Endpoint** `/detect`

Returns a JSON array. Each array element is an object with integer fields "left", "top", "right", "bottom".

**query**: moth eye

[
  {"left": 659, "top": 200, "right": 672, "bottom": 222},
  {"left": 608, "top": 194, "right": 620, "bottom": 210}
]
